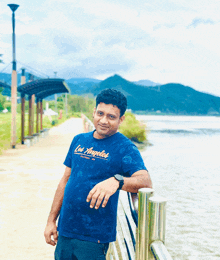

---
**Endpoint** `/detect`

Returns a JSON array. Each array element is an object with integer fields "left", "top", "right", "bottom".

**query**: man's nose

[{"left": 100, "top": 116, "right": 108, "bottom": 124}]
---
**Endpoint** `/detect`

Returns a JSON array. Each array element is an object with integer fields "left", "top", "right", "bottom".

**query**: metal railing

[
  {"left": 107, "top": 189, "right": 173, "bottom": 260},
  {"left": 107, "top": 191, "right": 137, "bottom": 260},
  {"left": 81, "top": 114, "right": 173, "bottom": 260},
  {"left": 81, "top": 114, "right": 95, "bottom": 132}
]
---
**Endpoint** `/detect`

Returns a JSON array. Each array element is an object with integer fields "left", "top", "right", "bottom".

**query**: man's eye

[{"left": 109, "top": 115, "right": 115, "bottom": 119}]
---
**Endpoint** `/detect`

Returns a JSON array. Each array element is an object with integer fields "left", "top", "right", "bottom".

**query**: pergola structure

[
  {"left": 17, "top": 71, "right": 69, "bottom": 144},
  {"left": 1, "top": 69, "right": 69, "bottom": 145}
]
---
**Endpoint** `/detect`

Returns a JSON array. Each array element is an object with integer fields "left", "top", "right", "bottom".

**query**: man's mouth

[{"left": 98, "top": 124, "right": 108, "bottom": 130}]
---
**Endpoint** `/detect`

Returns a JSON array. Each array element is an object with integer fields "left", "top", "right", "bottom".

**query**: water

[{"left": 136, "top": 115, "right": 220, "bottom": 260}]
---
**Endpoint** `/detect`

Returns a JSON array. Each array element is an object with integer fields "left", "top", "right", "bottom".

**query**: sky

[{"left": 0, "top": 0, "right": 220, "bottom": 96}]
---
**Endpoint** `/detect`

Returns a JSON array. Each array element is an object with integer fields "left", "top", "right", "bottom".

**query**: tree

[{"left": 0, "top": 94, "right": 6, "bottom": 111}]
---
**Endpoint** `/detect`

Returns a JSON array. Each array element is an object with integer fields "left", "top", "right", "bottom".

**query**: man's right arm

[{"left": 44, "top": 166, "right": 71, "bottom": 246}]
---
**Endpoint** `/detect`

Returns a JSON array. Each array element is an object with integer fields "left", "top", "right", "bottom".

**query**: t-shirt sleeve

[
  {"left": 121, "top": 143, "right": 147, "bottom": 177},
  {"left": 63, "top": 135, "right": 79, "bottom": 168}
]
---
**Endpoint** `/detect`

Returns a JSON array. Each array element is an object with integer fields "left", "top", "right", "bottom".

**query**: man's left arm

[
  {"left": 122, "top": 170, "right": 152, "bottom": 193},
  {"left": 86, "top": 170, "right": 152, "bottom": 210}
]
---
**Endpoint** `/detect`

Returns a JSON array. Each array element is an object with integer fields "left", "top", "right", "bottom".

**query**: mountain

[
  {"left": 65, "top": 78, "right": 101, "bottom": 96},
  {"left": 1, "top": 72, "right": 220, "bottom": 115},
  {"left": 88, "top": 75, "right": 220, "bottom": 115},
  {"left": 0, "top": 73, "right": 13, "bottom": 85},
  {"left": 66, "top": 77, "right": 101, "bottom": 84},
  {"left": 134, "top": 79, "right": 159, "bottom": 86}
]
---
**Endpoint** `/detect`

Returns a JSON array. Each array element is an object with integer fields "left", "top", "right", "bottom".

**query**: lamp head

[{"left": 8, "top": 4, "right": 19, "bottom": 12}]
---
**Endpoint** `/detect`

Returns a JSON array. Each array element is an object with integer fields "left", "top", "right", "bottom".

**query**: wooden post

[
  {"left": 28, "top": 95, "right": 32, "bottom": 136},
  {"left": 31, "top": 94, "right": 35, "bottom": 134},
  {"left": 21, "top": 92, "right": 25, "bottom": 144},
  {"left": 36, "top": 98, "right": 39, "bottom": 133},
  {"left": 40, "top": 100, "right": 43, "bottom": 131}
]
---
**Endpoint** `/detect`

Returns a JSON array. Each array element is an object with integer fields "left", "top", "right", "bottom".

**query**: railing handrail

[{"left": 151, "top": 241, "right": 173, "bottom": 260}]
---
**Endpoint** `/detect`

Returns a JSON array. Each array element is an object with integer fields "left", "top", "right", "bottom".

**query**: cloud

[
  {"left": 53, "top": 36, "right": 84, "bottom": 55},
  {"left": 1, "top": 0, "right": 220, "bottom": 96},
  {"left": 189, "top": 18, "right": 215, "bottom": 28}
]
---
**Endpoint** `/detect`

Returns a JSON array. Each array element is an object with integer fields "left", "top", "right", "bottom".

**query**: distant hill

[
  {"left": 0, "top": 73, "right": 12, "bottom": 84},
  {"left": 66, "top": 77, "right": 101, "bottom": 84},
  {"left": 66, "top": 78, "right": 99, "bottom": 96},
  {"left": 88, "top": 75, "right": 220, "bottom": 115},
  {"left": 1, "top": 72, "right": 220, "bottom": 115},
  {"left": 134, "top": 79, "right": 159, "bottom": 86}
]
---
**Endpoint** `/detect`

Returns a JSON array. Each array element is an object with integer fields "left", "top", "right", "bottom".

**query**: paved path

[{"left": 0, "top": 118, "right": 83, "bottom": 260}]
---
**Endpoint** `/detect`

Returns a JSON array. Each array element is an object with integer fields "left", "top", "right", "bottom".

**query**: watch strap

[{"left": 114, "top": 174, "right": 124, "bottom": 190}]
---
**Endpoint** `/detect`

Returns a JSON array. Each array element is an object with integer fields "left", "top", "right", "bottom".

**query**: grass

[{"left": 0, "top": 112, "right": 79, "bottom": 155}]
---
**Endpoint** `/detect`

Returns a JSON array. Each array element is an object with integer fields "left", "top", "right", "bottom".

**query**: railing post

[
  {"left": 149, "top": 196, "right": 167, "bottom": 259},
  {"left": 136, "top": 188, "right": 154, "bottom": 260}
]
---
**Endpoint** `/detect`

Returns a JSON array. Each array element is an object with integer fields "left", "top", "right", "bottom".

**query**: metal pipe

[
  {"left": 8, "top": 4, "right": 19, "bottom": 70},
  {"left": 150, "top": 241, "right": 173, "bottom": 260},
  {"left": 136, "top": 188, "right": 154, "bottom": 260},
  {"left": 149, "top": 196, "right": 167, "bottom": 243},
  {"left": 148, "top": 196, "right": 168, "bottom": 260}
]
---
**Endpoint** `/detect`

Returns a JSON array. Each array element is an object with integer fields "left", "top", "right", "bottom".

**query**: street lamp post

[{"left": 8, "top": 4, "right": 19, "bottom": 148}]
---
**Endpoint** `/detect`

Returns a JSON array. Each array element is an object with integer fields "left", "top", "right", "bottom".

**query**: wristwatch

[{"left": 114, "top": 174, "right": 124, "bottom": 190}]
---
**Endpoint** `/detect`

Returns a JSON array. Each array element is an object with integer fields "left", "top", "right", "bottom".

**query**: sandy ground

[{"left": 0, "top": 118, "right": 83, "bottom": 260}]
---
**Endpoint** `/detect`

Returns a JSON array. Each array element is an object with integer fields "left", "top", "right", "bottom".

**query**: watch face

[{"left": 115, "top": 174, "right": 123, "bottom": 181}]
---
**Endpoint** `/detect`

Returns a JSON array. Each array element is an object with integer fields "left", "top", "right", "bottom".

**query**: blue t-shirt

[{"left": 58, "top": 131, "right": 147, "bottom": 243}]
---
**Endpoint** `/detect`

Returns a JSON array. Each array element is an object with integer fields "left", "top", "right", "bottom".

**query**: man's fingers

[
  {"left": 94, "top": 191, "right": 106, "bottom": 209},
  {"left": 101, "top": 194, "right": 110, "bottom": 208},
  {"left": 48, "top": 239, "right": 56, "bottom": 246},
  {"left": 89, "top": 190, "right": 101, "bottom": 208},
  {"left": 88, "top": 190, "right": 111, "bottom": 209},
  {"left": 53, "top": 231, "right": 58, "bottom": 244},
  {"left": 87, "top": 178, "right": 119, "bottom": 209},
  {"left": 44, "top": 225, "right": 58, "bottom": 246},
  {"left": 45, "top": 233, "right": 57, "bottom": 246},
  {"left": 86, "top": 187, "right": 96, "bottom": 203}
]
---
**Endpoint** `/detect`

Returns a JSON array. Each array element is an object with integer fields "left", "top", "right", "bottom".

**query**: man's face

[{"left": 93, "top": 102, "right": 125, "bottom": 139}]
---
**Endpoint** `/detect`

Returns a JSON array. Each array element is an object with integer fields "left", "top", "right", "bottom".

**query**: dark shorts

[{"left": 55, "top": 236, "right": 109, "bottom": 260}]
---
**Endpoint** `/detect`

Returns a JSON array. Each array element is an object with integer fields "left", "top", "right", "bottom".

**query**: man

[{"left": 44, "top": 89, "right": 152, "bottom": 260}]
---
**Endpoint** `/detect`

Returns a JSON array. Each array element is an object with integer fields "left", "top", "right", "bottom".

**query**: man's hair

[{"left": 96, "top": 89, "right": 127, "bottom": 117}]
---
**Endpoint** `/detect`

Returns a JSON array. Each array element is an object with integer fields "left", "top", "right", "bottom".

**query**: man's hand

[
  {"left": 44, "top": 221, "right": 58, "bottom": 246},
  {"left": 86, "top": 177, "right": 119, "bottom": 209}
]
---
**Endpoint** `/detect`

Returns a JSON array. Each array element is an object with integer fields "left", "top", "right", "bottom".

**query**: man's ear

[{"left": 119, "top": 115, "right": 125, "bottom": 125}]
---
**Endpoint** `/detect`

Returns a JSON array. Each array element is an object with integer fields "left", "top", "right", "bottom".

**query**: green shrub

[
  {"left": 4, "top": 101, "right": 11, "bottom": 112},
  {"left": 119, "top": 112, "right": 147, "bottom": 143},
  {"left": 51, "top": 119, "right": 58, "bottom": 126}
]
